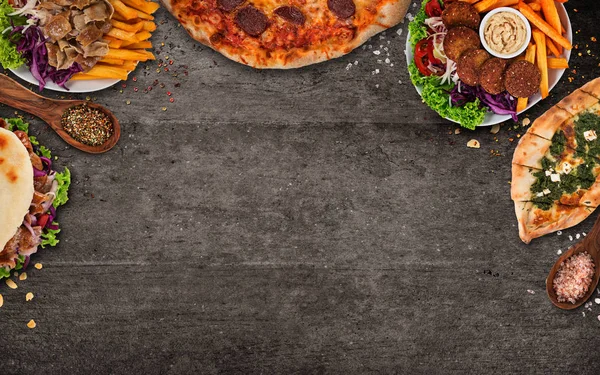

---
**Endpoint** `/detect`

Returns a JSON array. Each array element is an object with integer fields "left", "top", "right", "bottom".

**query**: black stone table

[{"left": 1, "top": 1, "right": 600, "bottom": 373}]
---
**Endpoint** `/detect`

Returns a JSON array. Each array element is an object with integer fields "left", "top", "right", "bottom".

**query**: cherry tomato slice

[
  {"left": 414, "top": 39, "right": 432, "bottom": 76},
  {"left": 37, "top": 214, "right": 49, "bottom": 228},
  {"left": 425, "top": 0, "right": 443, "bottom": 17}
]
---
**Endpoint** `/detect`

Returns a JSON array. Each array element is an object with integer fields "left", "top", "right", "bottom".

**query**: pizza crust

[
  {"left": 162, "top": 0, "right": 409, "bottom": 69},
  {"left": 511, "top": 164, "right": 541, "bottom": 201},
  {"left": 556, "top": 88, "right": 599, "bottom": 116},
  {"left": 580, "top": 77, "right": 600, "bottom": 100},
  {"left": 527, "top": 106, "right": 572, "bottom": 141},
  {"left": 511, "top": 132, "right": 553, "bottom": 168},
  {"left": 515, "top": 201, "right": 596, "bottom": 244}
]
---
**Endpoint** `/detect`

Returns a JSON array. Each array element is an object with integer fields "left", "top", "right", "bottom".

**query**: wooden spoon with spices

[
  {"left": 546, "top": 214, "right": 600, "bottom": 310},
  {"left": 0, "top": 74, "right": 120, "bottom": 153}
]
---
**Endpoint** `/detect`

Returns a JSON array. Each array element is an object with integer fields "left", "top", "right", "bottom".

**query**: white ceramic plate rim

[
  {"left": 404, "top": 2, "right": 572, "bottom": 127},
  {"left": 9, "top": 65, "right": 119, "bottom": 93}
]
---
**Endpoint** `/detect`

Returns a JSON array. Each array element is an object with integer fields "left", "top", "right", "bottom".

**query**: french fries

[
  {"left": 73, "top": 64, "right": 129, "bottom": 80},
  {"left": 547, "top": 57, "right": 569, "bottom": 69},
  {"left": 532, "top": 29, "right": 549, "bottom": 99},
  {"left": 82, "top": 0, "right": 158, "bottom": 81},
  {"left": 474, "top": 0, "right": 498, "bottom": 13},
  {"left": 545, "top": 36, "right": 560, "bottom": 57},
  {"left": 480, "top": 0, "right": 518, "bottom": 12},
  {"left": 108, "top": 0, "right": 138, "bottom": 20},
  {"left": 106, "top": 27, "right": 138, "bottom": 42},
  {"left": 540, "top": 0, "right": 561, "bottom": 34},
  {"left": 519, "top": 2, "right": 572, "bottom": 50},
  {"left": 121, "top": 0, "right": 160, "bottom": 15},
  {"left": 105, "top": 48, "right": 153, "bottom": 61},
  {"left": 111, "top": 19, "right": 144, "bottom": 33}
]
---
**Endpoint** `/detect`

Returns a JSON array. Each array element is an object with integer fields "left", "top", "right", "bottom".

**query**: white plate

[
  {"left": 404, "top": 3, "right": 572, "bottom": 127},
  {"left": 9, "top": 65, "right": 119, "bottom": 93}
]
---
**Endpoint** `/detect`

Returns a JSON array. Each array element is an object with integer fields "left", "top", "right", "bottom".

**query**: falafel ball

[
  {"left": 443, "top": 26, "right": 480, "bottom": 62},
  {"left": 442, "top": 2, "right": 480, "bottom": 30},
  {"left": 505, "top": 60, "right": 542, "bottom": 98},
  {"left": 457, "top": 49, "right": 491, "bottom": 86},
  {"left": 479, "top": 57, "right": 509, "bottom": 95}
]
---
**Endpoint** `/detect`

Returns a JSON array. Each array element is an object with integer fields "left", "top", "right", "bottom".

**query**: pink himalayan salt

[{"left": 553, "top": 252, "right": 595, "bottom": 304}]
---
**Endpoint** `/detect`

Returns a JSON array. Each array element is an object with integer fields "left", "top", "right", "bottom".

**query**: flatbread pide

[{"left": 511, "top": 77, "right": 600, "bottom": 243}]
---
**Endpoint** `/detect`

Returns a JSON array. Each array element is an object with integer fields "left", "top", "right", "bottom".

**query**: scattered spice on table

[
  {"left": 553, "top": 252, "right": 595, "bottom": 304},
  {"left": 61, "top": 105, "right": 114, "bottom": 146},
  {"left": 6, "top": 279, "right": 17, "bottom": 289},
  {"left": 27, "top": 319, "right": 36, "bottom": 329}
]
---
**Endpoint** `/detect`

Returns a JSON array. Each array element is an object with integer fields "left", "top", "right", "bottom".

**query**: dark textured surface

[{"left": 1, "top": 1, "right": 600, "bottom": 373}]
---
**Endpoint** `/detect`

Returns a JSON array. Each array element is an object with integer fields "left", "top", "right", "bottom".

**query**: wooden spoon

[
  {"left": 0, "top": 74, "right": 120, "bottom": 153},
  {"left": 546, "top": 214, "right": 600, "bottom": 310}
]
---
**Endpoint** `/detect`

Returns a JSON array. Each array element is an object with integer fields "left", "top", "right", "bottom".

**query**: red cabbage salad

[
  {"left": 0, "top": 117, "right": 71, "bottom": 279},
  {"left": 408, "top": 0, "right": 518, "bottom": 129},
  {"left": 0, "top": 0, "right": 81, "bottom": 89}
]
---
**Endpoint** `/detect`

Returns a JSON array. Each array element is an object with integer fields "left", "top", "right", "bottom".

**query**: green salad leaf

[
  {"left": 6, "top": 117, "right": 29, "bottom": 132},
  {"left": 41, "top": 226, "right": 60, "bottom": 248},
  {"left": 53, "top": 167, "right": 71, "bottom": 207},
  {"left": 0, "top": 0, "right": 25, "bottom": 69},
  {"left": 407, "top": 0, "right": 487, "bottom": 129},
  {"left": 408, "top": 0, "right": 429, "bottom": 48}
]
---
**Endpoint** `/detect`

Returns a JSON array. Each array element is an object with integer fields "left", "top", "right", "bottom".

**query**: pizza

[
  {"left": 161, "top": 0, "right": 408, "bottom": 68},
  {"left": 511, "top": 77, "right": 600, "bottom": 243}
]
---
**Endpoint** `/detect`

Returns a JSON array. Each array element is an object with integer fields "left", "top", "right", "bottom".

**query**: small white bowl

[{"left": 479, "top": 7, "right": 531, "bottom": 59}]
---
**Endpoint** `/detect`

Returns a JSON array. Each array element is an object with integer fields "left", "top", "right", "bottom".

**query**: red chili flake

[
  {"left": 134, "top": 87, "right": 139, "bottom": 92},
  {"left": 169, "top": 60, "right": 174, "bottom": 65},
  {"left": 167, "top": 91, "right": 171, "bottom": 96},
  {"left": 164, "top": 68, "right": 169, "bottom": 72},
  {"left": 121, "top": 83, "right": 127, "bottom": 88},
  {"left": 132, "top": 77, "right": 137, "bottom": 82},
  {"left": 169, "top": 98, "right": 174, "bottom": 103},
  {"left": 147, "top": 86, "right": 153, "bottom": 91}
]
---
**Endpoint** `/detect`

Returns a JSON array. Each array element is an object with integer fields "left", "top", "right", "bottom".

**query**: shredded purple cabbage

[
  {"left": 10, "top": 25, "right": 82, "bottom": 91},
  {"left": 450, "top": 83, "right": 518, "bottom": 122}
]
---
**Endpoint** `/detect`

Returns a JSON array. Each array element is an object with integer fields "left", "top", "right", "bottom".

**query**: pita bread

[{"left": 0, "top": 128, "right": 34, "bottom": 251}]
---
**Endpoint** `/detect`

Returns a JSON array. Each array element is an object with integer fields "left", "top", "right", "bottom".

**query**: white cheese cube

[
  {"left": 536, "top": 192, "right": 544, "bottom": 197},
  {"left": 550, "top": 173, "right": 561, "bottom": 182},
  {"left": 584, "top": 130, "right": 597, "bottom": 141},
  {"left": 562, "top": 162, "right": 572, "bottom": 175},
  {"left": 543, "top": 188, "right": 551, "bottom": 195},
  {"left": 545, "top": 170, "right": 552, "bottom": 176}
]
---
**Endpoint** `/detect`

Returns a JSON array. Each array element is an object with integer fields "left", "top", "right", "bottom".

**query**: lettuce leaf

[
  {"left": 53, "top": 167, "right": 71, "bottom": 207},
  {"left": 0, "top": 0, "right": 25, "bottom": 69},
  {"left": 41, "top": 226, "right": 60, "bottom": 248},
  {"left": 6, "top": 117, "right": 29, "bottom": 132},
  {"left": 409, "top": 62, "right": 487, "bottom": 130},
  {"left": 408, "top": 0, "right": 429, "bottom": 48},
  {"left": 0, "top": 255, "right": 25, "bottom": 278}
]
